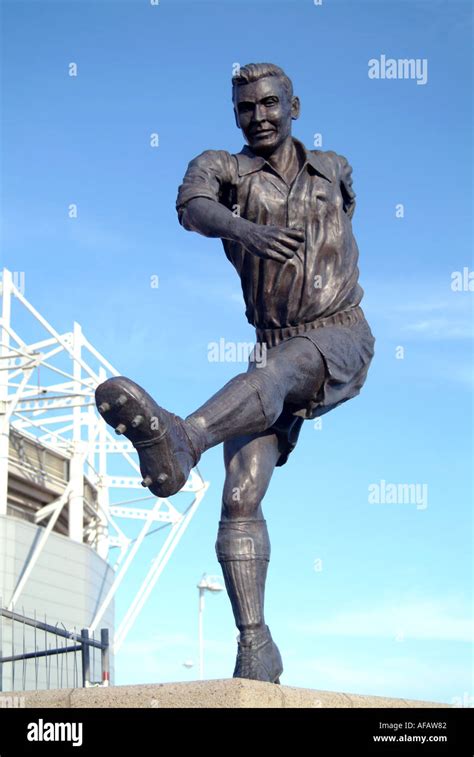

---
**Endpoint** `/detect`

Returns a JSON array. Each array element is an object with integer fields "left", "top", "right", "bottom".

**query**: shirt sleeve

[
  {"left": 176, "top": 149, "right": 235, "bottom": 225},
  {"left": 337, "top": 154, "right": 356, "bottom": 219}
]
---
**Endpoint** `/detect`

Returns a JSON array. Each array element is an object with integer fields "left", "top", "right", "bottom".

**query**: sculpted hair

[{"left": 232, "top": 63, "right": 293, "bottom": 101}]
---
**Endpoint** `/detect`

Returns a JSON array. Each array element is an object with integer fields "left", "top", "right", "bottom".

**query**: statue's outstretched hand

[{"left": 241, "top": 224, "right": 305, "bottom": 264}]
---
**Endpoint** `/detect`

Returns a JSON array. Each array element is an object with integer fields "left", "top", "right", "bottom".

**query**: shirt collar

[{"left": 235, "top": 137, "right": 332, "bottom": 182}]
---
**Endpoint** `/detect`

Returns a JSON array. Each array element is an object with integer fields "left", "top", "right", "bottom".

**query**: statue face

[{"left": 233, "top": 76, "right": 299, "bottom": 156}]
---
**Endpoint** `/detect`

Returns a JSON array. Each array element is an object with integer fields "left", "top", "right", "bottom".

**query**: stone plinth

[{"left": 1, "top": 679, "right": 451, "bottom": 708}]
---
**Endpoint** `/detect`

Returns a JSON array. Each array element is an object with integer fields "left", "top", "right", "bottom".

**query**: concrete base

[{"left": 2, "top": 679, "right": 451, "bottom": 708}]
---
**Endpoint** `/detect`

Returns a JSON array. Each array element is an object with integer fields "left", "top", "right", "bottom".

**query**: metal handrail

[{"left": 0, "top": 607, "right": 110, "bottom": 689}]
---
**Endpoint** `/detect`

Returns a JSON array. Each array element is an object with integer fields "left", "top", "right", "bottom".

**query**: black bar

[
  {"left": 0, "top": 609, "right": 105, "bottom": 648},
  {"left": 0, "top": 707, "right": 471, "bottom": 755},
  {"left": 0, "top": 645, "right": 82, "bottom": 663}
]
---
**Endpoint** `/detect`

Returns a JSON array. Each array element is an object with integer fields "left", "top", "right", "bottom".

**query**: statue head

[{"left": 232, "top": 63, "right": 300, "bottom": 156}]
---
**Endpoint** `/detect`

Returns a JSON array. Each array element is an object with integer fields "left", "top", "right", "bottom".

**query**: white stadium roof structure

[{"left": 0, "top": 268, "right": 209, "bottom": 654}]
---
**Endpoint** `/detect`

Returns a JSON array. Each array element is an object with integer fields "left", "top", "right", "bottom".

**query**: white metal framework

[{"left": 0, "top": 268, "right": 209, "bottom": 654}]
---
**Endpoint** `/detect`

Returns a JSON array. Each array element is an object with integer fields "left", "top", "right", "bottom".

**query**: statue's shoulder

[
  {"left": 309, "top": 149, "right": 356, "bottom": 215},
  {"left": 309, "top": 148, "right": 353, "bottom": 182},
  {"left": 183, "top": 149, "right": 237, "bottom": 183},
  {"left": 188, "top": 148, "right": 234, "bottom": 166}
]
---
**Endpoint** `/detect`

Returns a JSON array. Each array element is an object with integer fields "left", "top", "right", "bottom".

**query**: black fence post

[
  {"left": 81, "top": 628, "right": 90, "bottom": 688},
  {"left": 101, "top": 629, "right": 109, "bottom": 686}
]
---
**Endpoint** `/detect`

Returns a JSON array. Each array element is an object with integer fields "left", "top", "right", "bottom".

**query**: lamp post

[{"left": 197, "top": 573, "right": 224, "bottom": 680}]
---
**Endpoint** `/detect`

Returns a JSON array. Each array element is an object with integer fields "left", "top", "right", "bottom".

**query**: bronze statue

[{"left": 95, "top": 63, "right": 375, "bottom": 684}]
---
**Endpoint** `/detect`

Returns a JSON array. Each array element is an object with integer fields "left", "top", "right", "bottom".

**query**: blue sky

[{"left": 1, "top": 0, "right": 472, "bottom": 704}]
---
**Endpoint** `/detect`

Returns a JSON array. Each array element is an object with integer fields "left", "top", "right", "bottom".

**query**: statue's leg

[
  {"left": 95, "top": 337, "right": 324, "bottom": 498},
  {"left": 185, "top": 336, "right": 325, "bottom": 455},
  {"left": 215, "top": 429, "right": 284, "bottom": 683}
]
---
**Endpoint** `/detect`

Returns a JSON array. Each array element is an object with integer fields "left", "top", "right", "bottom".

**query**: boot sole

[{"left": 95, "top": 376, "right": 191, "bottom": 498}]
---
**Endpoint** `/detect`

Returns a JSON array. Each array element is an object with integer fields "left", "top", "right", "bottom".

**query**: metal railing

[{"left": 0, "top": 607, "right": 110, "bottom": 691}]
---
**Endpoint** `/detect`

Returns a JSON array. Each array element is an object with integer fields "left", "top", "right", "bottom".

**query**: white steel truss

[{"left": 0, "top": 268, "right": 209, "bottom": 654}]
